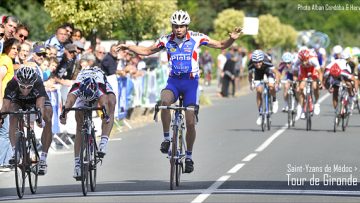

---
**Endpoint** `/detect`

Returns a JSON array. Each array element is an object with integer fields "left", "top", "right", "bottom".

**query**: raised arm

[
  {"left": 116, "top": 43, "right": 161, "bottom": 56},
  {"left": 206, "top": 27, "right": 243, "bottom": 49}
]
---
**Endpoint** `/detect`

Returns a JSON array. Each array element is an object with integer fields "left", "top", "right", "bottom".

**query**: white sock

[
  {"left": 100, "top": 135, "right": 109, "bottom": 145},
  {"left": 40, "top": 152, "right": 47, "bottom": 162},
  {"left": 74, "top": 157, "right": 80, "bottom": 167}
]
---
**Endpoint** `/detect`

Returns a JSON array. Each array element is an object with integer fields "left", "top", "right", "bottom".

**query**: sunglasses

[
  {"left": 19, "top": 34, "right": 28, "bottom": 40},
  {"left": 36, "top": 53, "right": 46, "bottom": 57},
  {"left": 0, "top": 33, "right": 4, "bottom": 37},
  {"left": 286, "top": 62, "right": 292, "bottom": 65},
  {"left": 19, "top": 84, "right": 33, "bottom": 89}
]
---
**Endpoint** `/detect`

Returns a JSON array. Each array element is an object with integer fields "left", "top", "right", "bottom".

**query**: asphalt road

[{"left": 1, "top": 86, "right": 360, "bottom": 203}]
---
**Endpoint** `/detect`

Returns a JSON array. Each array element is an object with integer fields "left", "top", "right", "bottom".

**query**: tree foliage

[
  {"left": 44, "top": 0, "right": 121, "bottom": 36},
  {"left": 254, "top": 14, "right": 283, "bottom": 49},
  {"left": 212, "top": 9, "right": 244, "bottom": 40},
  {"left": 116, "top": 0, "right": 177, "bottom": 42}
]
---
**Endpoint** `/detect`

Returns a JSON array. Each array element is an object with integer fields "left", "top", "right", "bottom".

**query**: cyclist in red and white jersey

[{"left": 293, "top": 48, "right": 323, "bottom": 120}]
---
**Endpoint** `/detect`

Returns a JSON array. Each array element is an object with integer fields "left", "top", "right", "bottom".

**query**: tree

[
  {"left": 212, "top": 8, "right": 244, "bottom": 40},
  {"left": 254, "top": 14, "right": 284, "bottom": 49},
  {"left": 115, "top": 0, "right": 177, "bottom": 43},
  {"left": 44, "top": 0, "right": 121, "bottom": 36},
  {"left": 280, "top": 24, "right": 297, "bottom": 49}
]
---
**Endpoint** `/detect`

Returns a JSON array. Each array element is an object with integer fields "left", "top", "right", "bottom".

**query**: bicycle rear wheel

[
  {"left": 28, "top": 132, "right": 40, "bottom": 194},
  {"left": 89, "top": 129, "right": 97, "bottom": 192},
  {"left": 170, "top": 125, "right": 178, "bottom": 190},
  {"left": 14, "top": 133, "right": 26, "bottom": 199},
  {"left": 80, "top": 130, "right": 89, "bottom": 196}
]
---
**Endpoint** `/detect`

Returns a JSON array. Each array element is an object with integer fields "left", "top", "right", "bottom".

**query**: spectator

[
  {"left": 54, "top": 43, "right": 78, "bottom": 103},
  {"left": 200, "top": 49, "right": 213, "bottom": 86},
  {"left": 40, "top": 57, "right": 51, "bottom": 81},
  {"left": 71, "top": 28, "right": 82, "bottom": 42},
  {"left": 0, "top": 24, "right": 4, "bottom": 52},
  {"left": 46, "top": 45, "right": 58, "bottom": 59},
  {"left": 101, "top": 44, "right": 119, "bottom": 118},
  {"left": 14, "top": 24, "right": 29, "bottom": 44},
  {"left": 63, "top": 22, "right": 74, "bottom": 44},
  {"left": 45, "top": 25, "right": 68, "bottom": 62},
  {"left": 28, "top": 44, "right": 47, "bottom": 79},
  {"left": 217, "top": 49, "right": 227, "bottom": 91},
  {"left": 0, "top": 38, "right": 20, "bottom": 171},
  {"left": 95, "top": 45, "right": 106, "bottom": 66},
  {"left": 14, "top": 42, "right": 31, "bottom": 70},
  {"left": 2, "top": 16, "right": 18, "bottom": 41},
  {"left": 221, "top": 49, "right": 237, "bottom": 97},
  {"left": 73, "top": 40, "right": 85, "bottom": 61},
  {"left": 43, "top": 57, "right": 59, "bottom": 91}
]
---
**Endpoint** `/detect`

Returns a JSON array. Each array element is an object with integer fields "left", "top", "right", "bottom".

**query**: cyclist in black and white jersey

[
  {"left": 248, "top": 50, "right": 280, "bottom": 125},
  {"left": 60, "top": 56, "right": 116, "bottom": 179},
  {"left": 0, "top": 66, "right": 53, "bottom": 175}
]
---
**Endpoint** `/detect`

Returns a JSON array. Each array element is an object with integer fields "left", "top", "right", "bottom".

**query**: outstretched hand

[
  {"left": 116, "top": 44, "right": 129, "bottom": 51},
  {"left": 229, "top": 27, "right": 243, "bottom": 40}
]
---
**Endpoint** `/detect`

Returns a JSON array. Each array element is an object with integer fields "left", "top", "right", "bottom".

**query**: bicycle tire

[
  {"left": 15, "top": 134, "right": 26, "bottom": 199},
  {"left": 306, "top": 95, "right": 311, "bottom": 131},
  {"left": 356, "top": 100, "right": 360, "bottom": 114},
  {"left": 175, "top": 128, "right": 183, "bottom": 187},
  {"left": 170, "top": 125, "right": 177, "bottom": 190},
  {"left": 28, "top": 131, "right": 39, "bottom": 194},
  {"left": 287, "top": 94, "right": 292, "bottom": 128},
  {"left": 89, "top": 128, "right": 97, "bottom": 192},
  {"left": 80, "top": 129, "right": 89, "bottom": 196}
]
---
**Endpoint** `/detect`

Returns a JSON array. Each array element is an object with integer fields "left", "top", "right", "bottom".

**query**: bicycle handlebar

[
  {"left": 0, "top": 108, "right": 42, "bottom": 125},
  {"left": 61, "top": 106, "right": 110, "bottom": 123},
  {"left": 153, "top": 104, "right": 199, "bottom": 123}
]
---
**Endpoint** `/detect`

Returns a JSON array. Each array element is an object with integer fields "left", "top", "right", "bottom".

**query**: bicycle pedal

[
  {"left": 75, "top": 176, "right": 82, "bottom": 181},
  {"left": 97, "top": 152, "right": 105, "bottom": 158}
]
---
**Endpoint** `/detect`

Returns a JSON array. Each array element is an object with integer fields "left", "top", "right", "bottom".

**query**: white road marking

[
  {"left": 227, "top": 163, "right": 245, "bottom": 174},
  {"left": 191, "top": 93, "right": 331, "bottom": 203},
  {"left": 242, "top": 153, "right": 257, "bottom": 162},
  {"left": 191, "top": 175, "right": 230, "bottom": 203}
]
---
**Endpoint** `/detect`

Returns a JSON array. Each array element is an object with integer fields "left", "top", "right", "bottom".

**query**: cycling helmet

[
  {"left": 329, "top": 63, "right": 341, "bottom": 78},
  {"left": 340, "top": 51, "right": 351, "bottom": 60},
  {"left": 251, "top": 50, "right": 265, "bottom": 62},
  {"left": 170, "top": 10, "right": 191, "bottom": 25},
  {"left": 282, "top": 52, "right": 293, "bottom": 63},
  {"left": 333, "top": 45, "right": 343, "bottom": 54},
  {"left": 78, "top": 78, "right": 98, "bottom": 101},
  {"left": 16, "top": 66, "right": 37, "bottom": 85},
  {"left": 298, "top": 48, "right": 310, "bottom": 61}
]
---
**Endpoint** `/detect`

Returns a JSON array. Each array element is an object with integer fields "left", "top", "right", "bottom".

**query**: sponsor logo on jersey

[
  {"left": 170, "top": 48, "right": 177, "bottom": 52},
  {"left": 170, "top": 54, "right": 191, "bottom": 61}
]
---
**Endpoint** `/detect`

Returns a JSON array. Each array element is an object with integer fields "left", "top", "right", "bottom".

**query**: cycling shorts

[
  {"left": 254, "top": 77, "right": 275, "bottom": 88},
  {"left": 298, "top": 67, "right": 319, "bottom": 81},
  {"left": 164, "top": 75, "right": 199, "bottom": 107}
]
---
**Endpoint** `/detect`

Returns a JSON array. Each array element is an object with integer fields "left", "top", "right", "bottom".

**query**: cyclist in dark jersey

[{"left": 0, "top": 66, "right": 53, "bottom": 175}]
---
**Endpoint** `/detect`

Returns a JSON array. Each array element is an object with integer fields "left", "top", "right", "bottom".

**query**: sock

[
  {"left": 74, "top": 157, "right": 80, "bottom": 167},
  {"left": 185, "top": 151, "right": 192, "bottom": 159},
  {"left": 40, "top": 152, "right": 47, "bottom": 162},
  {"left": 164, "top": 132, "right": 170, "bottom": 141},
  {"left": 100, "top": 135, "right": 109, "bottom": 145}
]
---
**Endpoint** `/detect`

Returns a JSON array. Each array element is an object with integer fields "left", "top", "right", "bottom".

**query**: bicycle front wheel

[
  {"left": 89, "top": 129, "right": 97, "bottom": 192},
  {"left": 28, "top": 133, "right": 40, "bottom": 194},
  {"left": 175, "top": 128, "right": 184, "bottom": 187},
  {"left": 287, "top": 95, "right": 292, "bottom": 128},
  {"left": 80, "top": 131, "right": 89, "bottom": 196},
  {"left": 306, "top": 95, "right": 312, "bottom": 131},
  {"left": 14, "top": 134, "right": 26, "bottom": 199},
  {"left": 170, "top": 125, "right": 178, "bottom": 190}
]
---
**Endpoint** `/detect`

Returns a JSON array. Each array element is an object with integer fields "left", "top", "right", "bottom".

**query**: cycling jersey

[
  {"left": 324, "top": 59, "right": 352, "bottom": 80},
  {"left": 69, "top": 66, "right": 112, "bottom": 102},
  {"left": 4, "top": 74, "right": 51, "bottom": 107},
  {"left": 293, "top": 51, "right": 320, "bottom": 81},
  {"left": 155, "top": 31, "right": 210, "bottom": 77},
  {"left": 278, "top": 62, "right": 293, "bottom": 81},
  {"left": 248, "top": 56, "right": 275, "bottom": 81}
]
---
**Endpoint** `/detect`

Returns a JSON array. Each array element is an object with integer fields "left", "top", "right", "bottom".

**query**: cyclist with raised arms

[
  {"left": 0, "top": 66, "right": 53, "bottom": 175},
  {"left": 324, "top": 52, "right": 356, "bottom": 113},
  {"left": 117, "top": 10, "right": 242, "bottom": 173},
  {"left": 293, "top": 48, "right": 323, "bottom": 120},
  {"left": 248, "top": 50, "right": 280, "bottom": 125},
  {"left": 279, "top": 52, "right": 295, "bottom": 112},
  {"left": 59, "top": 62, "right": 114, "bottom": 179}
]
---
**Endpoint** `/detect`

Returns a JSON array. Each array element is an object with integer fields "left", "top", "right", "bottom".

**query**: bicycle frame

[
  {"left": 260, "top": 80, "right": 272, "bottom": 131},
  {"left": 0, "top": 109, "right": 41, "bottom": 199},
  {"left": 62, "top": 106, "right": 108, "bottom": 196},
  {"left": 154, "top": 98, "right": 198, "bottom": 190}
]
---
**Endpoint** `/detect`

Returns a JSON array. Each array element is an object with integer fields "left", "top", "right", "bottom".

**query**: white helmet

[
  {"left": 341, "top": 51, "right": 351, "bottom": 60},
  {"left": 170, "top": 10, "right": 191, "bottom": 25},
  {"left": 333, "top": 45, "right": 343, "bottom": 54}
]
